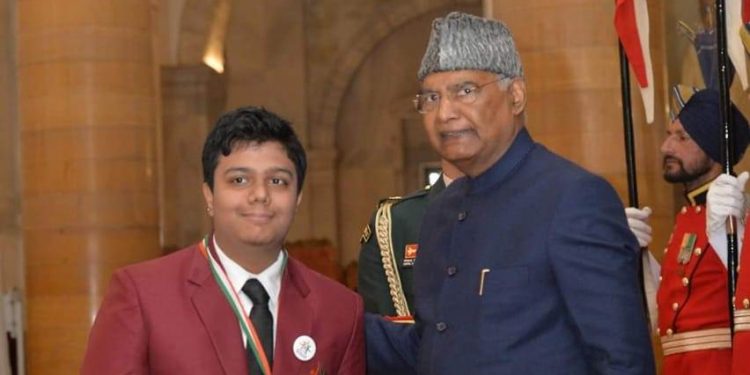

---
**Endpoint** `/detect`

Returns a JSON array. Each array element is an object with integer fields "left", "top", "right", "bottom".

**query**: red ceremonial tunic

[
  {"left": 658, "top": 186, "right": 732, "bottom": 375},
  {"left": 732, "top": 216, "right": 750, "bottom": 375}
]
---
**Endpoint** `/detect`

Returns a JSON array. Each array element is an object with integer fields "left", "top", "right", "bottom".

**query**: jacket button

[
  {"left": 672, "top": 302, "right": 679, "bottom": 311},
  {"left": 681, "top": 277, "right": 689, "bottom": 287},
  {"left": 457, "top": 211, "right": 468, "bottom": 221},
  {"left": 666, "top": 328, "right": 674, "bottom": 336},
  {"left": 744, "top": 298, "right": 750, "bottom": 309},
  {"left": 447, "top": 266, "right": 457, "bottom": 276},
  {"left": 436, "top": 322, "right": 447, "bottom": 332},
  {"left": 695, "top": 206, "right": 702, "bottom": 213},
  {"left": 693, "top": 248, "right": 702, "bottom": 256}
]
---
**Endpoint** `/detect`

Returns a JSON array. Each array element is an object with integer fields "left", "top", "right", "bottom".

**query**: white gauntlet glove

[
  {"left": 625, "top": 206, "right": 652, "bottom": 248},
  {"left": 706, "top": 172, "right": 748, "bottom": 268}
]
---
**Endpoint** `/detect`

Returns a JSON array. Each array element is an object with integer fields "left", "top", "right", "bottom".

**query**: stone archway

[
  {"left": 310, "top": 0, "right": 480, "bottom": 151},
  {"left": 325, "top": 1, "right": 482, "bottom": 264}
]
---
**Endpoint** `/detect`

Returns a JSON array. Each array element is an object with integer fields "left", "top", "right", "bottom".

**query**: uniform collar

[
  {"left": 685, "top": 180, "right": 712, "bottom": 206},
  {"left": 464, "top": 128, "right": 535, "bottom": 195}
]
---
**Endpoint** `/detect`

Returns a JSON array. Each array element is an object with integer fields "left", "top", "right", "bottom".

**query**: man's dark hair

[{"left": 201, "top": 106, "right": 307, "bottom": 193}]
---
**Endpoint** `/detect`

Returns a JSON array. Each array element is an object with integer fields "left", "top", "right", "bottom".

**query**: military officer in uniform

[
  {"left": 702, "top": 163, "right": 750, "bottom": 375},
  {"left": 627, "top": 88, "right": 750, "bottom": 375},
  {"left": 358, "top": 160, "right": 461, "bottom": 317},
  {"left": 718, "top": 181, "right": 750, "bottom": 375},
  {"left": 734, "top": 213, "right": 750, "bottom": 375}
]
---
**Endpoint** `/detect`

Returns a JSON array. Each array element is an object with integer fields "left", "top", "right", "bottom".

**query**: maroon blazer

[{"left": 81, "top": 243, "right": 365, "bottom": 375}]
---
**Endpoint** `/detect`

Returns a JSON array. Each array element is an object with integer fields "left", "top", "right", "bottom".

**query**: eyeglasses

[{"left": 413, "top": 78, "right": 505, "bottom": 114}]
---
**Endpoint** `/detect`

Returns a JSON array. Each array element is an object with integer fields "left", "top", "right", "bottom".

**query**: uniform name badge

[
  {"left": 402, "top": 244, "right": 418, "bottom": 267},
  {"left": 677, "top": 233, "right": 697, "bottom": 265}
]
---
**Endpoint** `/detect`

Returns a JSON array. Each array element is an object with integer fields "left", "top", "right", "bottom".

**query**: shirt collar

[
  {"left": 212, "top": 236, "right": 284, "bottom": 304},
  {"left": 442, "top": 173, "right": 455, "bottom": 187}
]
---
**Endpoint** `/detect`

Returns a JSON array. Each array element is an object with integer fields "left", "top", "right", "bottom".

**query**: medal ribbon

[{"left": 198, "top": 235, "right": 275, "bottom": 375}]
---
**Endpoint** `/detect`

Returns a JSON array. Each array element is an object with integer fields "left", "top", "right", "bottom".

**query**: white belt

[
  {"left": 661, "top": 327, "right": 731, "bottom": 356},
  {"left": 736, "top": 309, "right": 750, "bottom": 332}
]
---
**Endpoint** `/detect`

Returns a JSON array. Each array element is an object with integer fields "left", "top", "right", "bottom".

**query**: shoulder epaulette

[
  {"left": 378, "top": 195, "right": 402, "bottom": 205},
  {"left": 377, "top": 186, "right": 430, "bottom": 208}
]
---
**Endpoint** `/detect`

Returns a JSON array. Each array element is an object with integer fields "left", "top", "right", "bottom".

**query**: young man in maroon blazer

[{"left": 81, "top": 107, "right": 365, "bottom": 375}]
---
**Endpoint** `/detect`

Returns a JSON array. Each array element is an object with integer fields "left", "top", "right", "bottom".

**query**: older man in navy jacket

[{"left": 365, "top": 12, "right": 655, "bottom": 375}]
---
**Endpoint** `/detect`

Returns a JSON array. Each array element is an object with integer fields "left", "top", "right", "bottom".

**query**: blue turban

[{"left": 678, "top": 89, "right": 750, "bottom": 165}]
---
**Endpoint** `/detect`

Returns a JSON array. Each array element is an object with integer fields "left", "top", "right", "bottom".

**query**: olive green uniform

[{"left": 357, "top": 178, "right": 446, "bottom": 316}]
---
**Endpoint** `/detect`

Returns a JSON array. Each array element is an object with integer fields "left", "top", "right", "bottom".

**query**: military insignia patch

[
  {"left": 403, "top": 244, "right": 418, "bottom": 267},
  {"left": 360, "top": 224, "right": 372, "bottom": 244},
  {"left": 677, "top": 233, "right": 697, "bottom": 265}
]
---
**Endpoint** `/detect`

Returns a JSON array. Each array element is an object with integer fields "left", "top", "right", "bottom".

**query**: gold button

[
  {"left": 664, "top": 247, "right": 669, "bottom": 255},
  {"left": 666, "top": 328, "right": 674, "bottom": 336},
  {"left": 659, "top": 275, "right": 663, "bottom": 282},
  {"left": 681, "top": 277, "right": 690, "bottom": 287},
  {"left": 744, "top": 298, "right": 750, "bottom": 309},
  {"left": 656, "top": 328, "right": 661, "bottom": 335},
  {"left": 681, "top": 207, "right": 687, "bottom": 214},
  {"left": 695, "top": 206, "right": 702, "bottom": 213},
  {"left": 672, "top": 302, "right": 679, "bottom": 311},
  {"left": 694, "top": 248, "right": 702, "bottom": 256}
]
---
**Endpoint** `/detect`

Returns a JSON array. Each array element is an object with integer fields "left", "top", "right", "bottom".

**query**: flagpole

[
  {"left": 619, "top": 45, "right": 640, "bottom": 207},
  {"left": 618, "top": 41, "right": 649, "bottom": 323},
  {"left": 715, "top": 0, "right": 738, "bottom": 336}
]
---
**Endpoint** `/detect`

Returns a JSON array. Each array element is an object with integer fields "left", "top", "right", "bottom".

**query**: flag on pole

[
  {"left": 740, "top": 0, "right": 750, "bottom": 57},
  {"left": 728, "top": 0, "right": 749, "bottom": 89},
  {"left": 614, "top": 0, "right": 654, "bottom": 123}
]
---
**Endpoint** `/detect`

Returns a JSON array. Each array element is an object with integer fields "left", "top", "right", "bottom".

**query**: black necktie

[{"left": 242, "top": 279, "right": 274, "bottom": 375}]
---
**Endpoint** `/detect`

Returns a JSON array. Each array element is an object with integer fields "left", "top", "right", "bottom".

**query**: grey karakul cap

[{"left": 417, "top": 12, "right": 523, "bottom": 81}]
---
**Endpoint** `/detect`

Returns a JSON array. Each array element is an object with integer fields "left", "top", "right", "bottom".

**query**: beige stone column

[{"left": 17, "top": 0, "right": 162, "bottom": 373}]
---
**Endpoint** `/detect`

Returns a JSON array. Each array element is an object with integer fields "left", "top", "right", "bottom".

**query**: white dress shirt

[{"left": 213, "top": 236, "right": 284, "bottom": 351}]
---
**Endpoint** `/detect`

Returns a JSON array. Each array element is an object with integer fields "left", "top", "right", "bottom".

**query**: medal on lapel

[
  {"left": 677, "top": 233, "right": 697, "bottom": 265},
  {"left": 293, "top": 335, "right": 316, "bottom": 362}
]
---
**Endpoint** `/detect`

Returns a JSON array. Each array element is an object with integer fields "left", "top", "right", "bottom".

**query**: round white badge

[{"left": 293, "top": 335, "right": 316, "bottom": 362}]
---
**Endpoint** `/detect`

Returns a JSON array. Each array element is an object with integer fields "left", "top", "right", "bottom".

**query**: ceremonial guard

[
  {"left": 634, "top": 88, "right": 750, "bottom": 374},
  {"left": 701, "top": 165, "right": 750, "bottom": 375},
  {"left": 734, "top": 224, "right": 750, "bottom": 374}
]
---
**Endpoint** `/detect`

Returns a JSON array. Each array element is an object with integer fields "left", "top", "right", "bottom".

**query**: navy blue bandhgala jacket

[{"left": 366, "top": 128, "right": 655, "bottom": 375}]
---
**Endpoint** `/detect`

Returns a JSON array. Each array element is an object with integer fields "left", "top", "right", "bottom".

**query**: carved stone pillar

[{"left": 18, "top": 1, "right": 162, "bottom": 372}]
